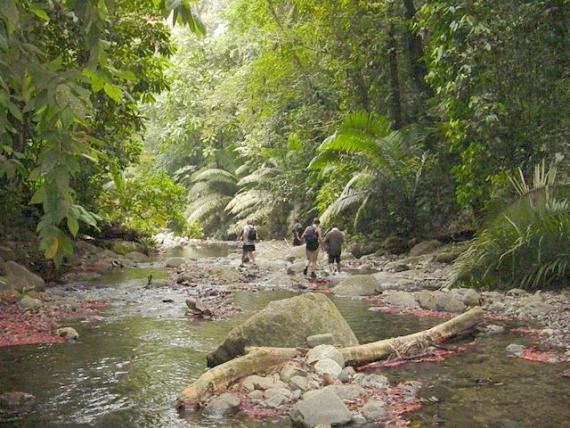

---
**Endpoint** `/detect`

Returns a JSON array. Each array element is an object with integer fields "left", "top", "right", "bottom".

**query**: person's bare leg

[{"left": 250, "top": 250, "right": 256, "bottom": 265}]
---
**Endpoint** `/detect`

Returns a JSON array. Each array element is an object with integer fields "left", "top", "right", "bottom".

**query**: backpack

[
  {"left": 247, "top": 226, "right": 257, "bottom": 241},
  {"left": 305, "top": 226, "right": 318, "bottom": 243}
]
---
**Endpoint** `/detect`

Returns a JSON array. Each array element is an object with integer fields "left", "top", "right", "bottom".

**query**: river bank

[{"left": 1, "top": 236, "right": 570, "bottom": 426}]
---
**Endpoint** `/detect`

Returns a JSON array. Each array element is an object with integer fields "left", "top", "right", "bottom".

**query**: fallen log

[
  {"left": 176, "top": 307, "right": 484, "bottom": 411},
  {"left": 177, "top": 347, "right": 299, "bottom": 410}
]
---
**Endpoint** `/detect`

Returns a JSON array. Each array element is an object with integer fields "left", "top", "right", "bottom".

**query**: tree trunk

[
  {"left": 387, "top": 22, "right": 403, "bottom": 130},
  {"left": 177, "top": 307, "right": 484, "bottom": 411}
]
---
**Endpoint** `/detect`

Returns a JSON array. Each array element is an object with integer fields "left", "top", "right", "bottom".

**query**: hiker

[
  {"left": 301, "top": 218, "right": 321, "bottom": 278},
  {"left": 239, "top": 219, "right": 257, "bottom": 266},
  {"left": 292, "top": 219, "right": 304, "bottom": 246},
  {"left": 323, "top": 224, "right": 344, "bottom": 273}
]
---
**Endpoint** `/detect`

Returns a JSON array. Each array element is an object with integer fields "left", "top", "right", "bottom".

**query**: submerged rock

[
  {"left": 382, "top": 290, "right": 419, "bottom": 308},
  {"left": 506, "top": 344, "right": 524, "bottom": 355},
  {"left": 207, "top": 293, "right": 358, "bottom": 367},
  {"left": 202, "top": 392, "right": 240, "bottom": 418},
  {"left": 0, "top": 391, "right": 35, "bottom": 414},
  {"left": 290, "top": 388, "right": 352, "bottom": 427},
  {"left": 332, "top": 275, "right": 378, "bottom": 297},
  {"left": 56, "top": 327, "right": 79, "bottom": 341}
]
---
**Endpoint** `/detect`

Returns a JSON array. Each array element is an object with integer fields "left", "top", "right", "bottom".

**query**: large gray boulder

[
  {"left": 332, "top": 274, "right": 378, "bottom": 296},
  {"left": 206, "top": 293, "right": 358, "bottom": 367},
  {"left": 373, "top": 272, "right": 418, "bottom": 292},
  {"left": 381, "top": 290, "right": 419, "bottom": 308},
  {"left": 202, "top": 392, "right": 240, "bottom": 418},
  {"left": 110, "top": 240, "right": 145, "bottom": 255},
  {"left": 291, "top": 388, "right": 352, "bottom": 427},
  {"left": 1, "top": 261, "right": 45, "bottom": 291}
]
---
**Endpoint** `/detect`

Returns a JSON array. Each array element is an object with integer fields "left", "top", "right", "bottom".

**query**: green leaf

[
  {"left": 103, "top": 82, "right": 122, "bottom": 102},
  {"left": 44, "top": 237, "right": 59, "bottom": 259},
  {"left": 0, "top": 0, "right": 19, "bottom": 34},
  {"left": 30, "top": 187, "right": 45, "bottom": 204},
  {"left": 67, "top": 214, "right": 79, "bottom": 237},
  {"left": 30, "top": 6, "right": 49, "bottom": 22}
]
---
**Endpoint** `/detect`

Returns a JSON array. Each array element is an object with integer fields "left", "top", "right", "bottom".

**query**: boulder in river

[
  {"left": 290, "top": 388, "right": 352, "bottom": 427},
  {"left": 110, "top": 240, "right": 145, "bottom": 255},
  {"left": 0, "top": 391, "right": 35, "bottom": 414},
  {"left": 206, "top": 293, "right": 358, "bottom": 367},
  {"left": 383, "top": 235, "right": 409, "bottom": 255},
  {"left": 165, "top": 257, "right": 186, "bottom": 268},
  {"left": 409, "top": 239, "right": 443, "bottom": 256},
  {"left": 373, "top": 272, "right": 418, "bottom": 292},
  {"left": 202, "top": 392, "right": 240, "bottom": 418},
  {"left": 1, "top": 261, "right": 45, "bottom": 291},
  {"left": 56, "top": 327, "right": 79, "bottom": 341},
  {"left": 381, "top": 290, "right": 419, "bottom": 308},
  {"left": 332, "top": 274, "right": 378, "bottom": 296}
]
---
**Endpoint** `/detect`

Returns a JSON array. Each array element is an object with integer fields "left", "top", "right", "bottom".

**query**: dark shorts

[
  {"left": 293, "top": 237, "right": 303, "bottom": 246},
  {"left": 328, "top": 253, "right": 341, "bottom": 264},
  {"left": 306, "top": 241, "right": 319, "bottom": 252},
  {"left": 243, "top": 244, "right": 255, "bottom": 252}
]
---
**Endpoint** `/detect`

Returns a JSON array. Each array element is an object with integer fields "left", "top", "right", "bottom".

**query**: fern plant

[
  {"left": 454, "top": 162, "right": 570, "bottom": 290},
  {"left": 309, "top": 112, "right": 426, "bottom": 233}
]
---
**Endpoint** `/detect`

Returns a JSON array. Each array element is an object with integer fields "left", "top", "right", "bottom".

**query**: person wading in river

[
  {"left": 301, "top": 218, "right": 321, "bottom": 278},
  {"left": 239, "top": 219, "right": 257, "bottom": 267},
  {"left": 292, "top": 219, "right": 304, "bottom": 246},
  {"left": 323, "top": 224, "right": 344, "bottom": 273}
]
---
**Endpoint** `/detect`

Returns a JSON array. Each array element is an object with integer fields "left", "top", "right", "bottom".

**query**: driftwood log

[{"left": 177, "top": 307, "right": 484, "bottom": 410}]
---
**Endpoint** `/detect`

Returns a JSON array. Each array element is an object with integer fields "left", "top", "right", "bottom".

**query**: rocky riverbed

[{"left": 1, "top": 235, "right": 570, "bottom": 426}]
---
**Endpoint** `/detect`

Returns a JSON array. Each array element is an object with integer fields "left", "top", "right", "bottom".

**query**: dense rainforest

[{"left": 1, "top": 0, "right": 570, "bottom": 289}]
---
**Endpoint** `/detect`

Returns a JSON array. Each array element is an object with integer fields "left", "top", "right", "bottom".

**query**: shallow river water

[{"left": 1, "top": 243, "right": 569, "bottom": 427}]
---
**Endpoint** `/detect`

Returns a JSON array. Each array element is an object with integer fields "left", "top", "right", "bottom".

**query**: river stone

[
  {"left": 339, "top": 366, "right": 356, "bottom": 383},
  {"left": 323, "top": 384, "right": 365, "bottom": 401},
  {"left": 289, "top": 375, "right": 313, "bottom": 391},
  {"left": 383, "top": 262, "right": 410, "bottom": 272},
  {"left": 354, "top": 373, "right": 390, "bottom": 389},
  {"left": 263, "top": 387, "right": 291, "bottom": 408},
  {"left": 20, "top": 296, "right": 42, "bottom": 311},
  {"left": 202, "top": 392, "right": 240, "bottom": 418},
  {"left": 361, "top": 399, "right": 386, "bottom": 421},
  {"left": 110, "top": 240, "right": 144, "bottom": 255},
  {"left": 3, "top": 261, "right": 45, "bottom": 291},
  {"left": 290, "top": 388, "right": 352, "bottom": 427},
  {"left": 56, "top": 327, "right": 79, "bottom": 341},
  {"left": 242, "top": 375, "right": 287, "bottom": 392},
  {"left": 307, "top": 333, "right": 334, "bottom": 348},
  {"left": 450, "top": 288, "right": 481, "bottom": 306},
  {"left": 281, "top": 363, "right": 308, "bottom": 383},
  {"left": 506, "top": 344, "right": 524, "bottom": 355},
  {"left": 314, "top": 358, "right": 342, "bottom": 378},
  {"left": 373, "top": 272, "right": 418, "bottom": 292},
  {"left": 381, "top": 290, "right": 419, "bottom": 308},
  {"left": 286, "top": 261, "right": 306, "bottom": 275},
  {"left": 248, "top": 390, "right": 264, "bottom": 401},
  {"left": 383, "top": 235, "right": 408, "bottom": 255},
  {"left": 165, "top": 257, "right": 186, "bottom": 268},
  {"left": 207, "top": 293, "right": 358, "bottom": 367},
  {"left": 306, "top": 345, "right": 344, "bottom": 368},
  {"left": 436, "top": 292, "right": 466, "bottom": 313},
  {"left": 332, "top": 275, "right": 378, "bottom": 297},
  {"left": 409, "top": 240, "right": 443, "bottom": 256},
  {"left": 519, "top": 296, "right": 555, "bottom": 317}
]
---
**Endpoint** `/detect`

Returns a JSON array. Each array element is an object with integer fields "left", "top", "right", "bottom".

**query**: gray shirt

[
  {"left": 242, "top": 224, "right": 256, "bottom": 245},
  {"left": 323, "top": 228, "right": 343, "bottom": 255}
]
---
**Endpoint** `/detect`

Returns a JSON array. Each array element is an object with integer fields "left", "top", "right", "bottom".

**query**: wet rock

[
  {"left": 361, "top": 399, "right": 386, "bottom": 421},
  {"left": 479, "top": 324, "right": 505, "bottom": 335},
  {"left": 287, "top": 261, "right": 307, "bottom": 275},
  {"left": 306, "top": 345, "right": 344, "bottom": 368},
  {"left": 450, "top": 288, "right": 481, "bottom": 306},
  {"left": 409, "top": 240, "right": 443, "bottom": 257},
  {"left": 339, "top": 366, "right": 355, "bottom": 383},
  {"left": 434, "top": 291, "right": 466, "bottom": 313},
  {"left": 290, "top": 388, "right": 352, "bottom": 427},
  {"left": 165, "top": 257, "right": 186, "bottom": 268},
  {"left": 242, "top": 375, "right": 287, "bottom": 392},
  {"left": 281, "top": 363, "right": 308, "bottom": 383},
  {"left": 350, "top": 242, "right": 382, "bottom": 259},
  {"left": 0, "top": 391, "right": 35, "bottom": 413},
  {"left": 263, "top": 387, "right": 291, "bottom": 407},
  {"left": 383, "top": 235, "right": 409, "bottom": 255},
  {"left": 373, "top": 272, "right": 418, "bottom": 292},
  {"left": 202, "top": 392, "right": 240, "bottom": 418},
  {"left": 248, "top": 390, "right": 264, "bottom": 401},
  {"left": 3, "top": 261, "right": 45, "bottom": 291},
  {"left": 56, "top": 327, "right": 79, "bottom": 341},
  {"left": 506, "top": 288, "right": 529, "bottom": 298},
  {"left": 111, "top": 240, "right": 144, "bottom": 255},
  {"left": 382, "top": 290, "right": 419, "bottom": 308},
  {"left": 208, "top": 266, "right": 241, "bottom": 283},
  {"left": 519, "top": 296, "right": 555, "bottom": 317},
  {"left": 383, "top": 262, "right": 410, "bottom": 272},
  {"left": 207, "top": 293, "right": 358, "bottom": 367},
  {"left": 506, "top": 344, "right": 524, "bottom": 355},
  {"left": 20, "top": 296, "right": 42, "bottom": 311},
  {"left": 354, "top": 373, "right": 389, "bottom": 389},
  {"left": 332, "top": 275, "right": 378, "bottom": 297},
  {"left": 307, "top": 333, "right": 334, "bottom": 348},
  {"left": 314, "top": 358, "right": 342, "bottom": 378},
  {"left": 323, "top": 384, "right": 365, "bottom": 401},
  {"left": 351, "top": 413, "right": 368, "bottom": 425}
]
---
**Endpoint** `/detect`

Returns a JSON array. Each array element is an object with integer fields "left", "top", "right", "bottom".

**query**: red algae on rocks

[{"left": 0, "top": 299, "right": 107, "bottom": 348}]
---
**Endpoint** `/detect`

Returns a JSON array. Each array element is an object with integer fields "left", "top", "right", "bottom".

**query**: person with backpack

[
  {"left": 239, "top": 219, "right": 257, "bottom": 266},
  {"left": 323, "top": 224, "right": 344, "bottom": 273},
  {"left": 301, "top": 218, "right": 321, "bottom": 278},
  {"left": 292, "top": 219, "right": 304, "bottom": 246}
]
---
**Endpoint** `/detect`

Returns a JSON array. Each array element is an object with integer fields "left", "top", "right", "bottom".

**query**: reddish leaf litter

[
  {"left": 562, "top": 369, "right": 570, "bottom": 378},
  {"left": 483, "top": 312, "right": 512, "bottom": 322},
  {"left": 238, "top": 393, "right": 283, "bottom": 418},
  {"left": 368, "top": 302, "right": 453, "bottom": 319},
  {"left": 510, "top": 346, "right": 562, "bottom": 364},
  {"left": 362, "top": 381, "right": 424, "bottom": 427},
  {"left": 510, "top": 327, "right": 543, "bottom": 335},
  {"left": 0, "top": 299, "right": 107, "bottom": 348},
  {"left": 357, "top": 347, "right": 467, "bottom": 369}
]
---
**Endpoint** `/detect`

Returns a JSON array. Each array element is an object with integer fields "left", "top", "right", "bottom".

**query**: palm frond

[
  {"left": 319, "top": 189, "right": 370, "bottom": 226},
  {"left": 191, "top": 168, "right": 237, "bottom": 185},
  {"left": 186, "top": 194, "right": 231, "bottom": 223}
]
